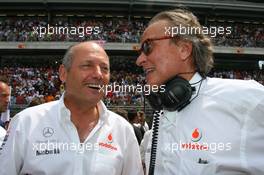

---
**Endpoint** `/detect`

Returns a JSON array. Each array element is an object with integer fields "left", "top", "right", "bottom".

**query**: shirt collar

[
  {"left": 189, "top": 72, "right": 203, "bottom": 84},
  {"left": 58, "top": 93, "right": 71, "bottom": 123},
  {"left": 189, "top": 72, "right": 204, "bottom": 97},
  {"left": 58, "top": 93, "right": 108, "bottom": 124}
]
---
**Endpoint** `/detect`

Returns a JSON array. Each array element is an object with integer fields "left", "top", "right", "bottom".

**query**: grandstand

[{"left": 0, "top": 0, "right": 263, "bottom": 117}]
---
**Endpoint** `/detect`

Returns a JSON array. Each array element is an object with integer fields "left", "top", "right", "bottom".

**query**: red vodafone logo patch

[
  {"left": 191, "top": 128, "right": 202, "bottom": 142},
  {"left": 107, "top": 133, "right": 113, "bottom": 144},
  {"left": 99, "top": 133, "right": 117, "bottom": 151}
]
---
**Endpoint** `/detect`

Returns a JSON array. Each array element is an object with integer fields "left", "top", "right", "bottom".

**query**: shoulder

[
  {"left": 205, "top": 77, "right": 264, "bottom": 96},
  {"left": 203, "top": 77, "right": 264, "bottom": 107},
  {"left": 17, "top": 100, "right": 58, "bottom": 117},
  {"left": 11, "top": 100, "right": 59, "bottom": 129}
]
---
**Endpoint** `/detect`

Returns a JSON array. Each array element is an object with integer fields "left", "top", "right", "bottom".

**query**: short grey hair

[
  {"left": 149, "top": 8, "right": 214, "bottom": 77},
  {"left": 62, "top": 45, "right": 75, "bottom": 70}
]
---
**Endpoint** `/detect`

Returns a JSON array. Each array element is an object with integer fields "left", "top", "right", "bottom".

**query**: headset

[
  {"left": 146, "top": 75, "right": 195, "bottom": 112},
  {"left": 146, "top": 74, "right": 203, "bottom": 175}
]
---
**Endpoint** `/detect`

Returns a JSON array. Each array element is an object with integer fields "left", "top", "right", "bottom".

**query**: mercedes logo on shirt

[{"left": 43, "top": 127, "right": 54, "bottom": 138}]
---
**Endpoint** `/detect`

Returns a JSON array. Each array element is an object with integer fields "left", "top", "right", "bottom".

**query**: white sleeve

[
  {"left": 245, "top": 96, "right": 264, "bottom": 174},
  {"left": 0, "top": 115, "right": 24, "bottom": 175},
  {"left": 122, "top": 127, "right": 144, "bottom": 175},
  {"left": 140, "top": 130, "right": 152, "bottom": 163}
]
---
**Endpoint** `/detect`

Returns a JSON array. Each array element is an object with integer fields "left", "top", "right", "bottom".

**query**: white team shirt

[
  {"left": 0, "top": 96, "right": 144, "bottom": 175},
  {"left": 144, "top": 73, "right": 264, "bottom": 175}
]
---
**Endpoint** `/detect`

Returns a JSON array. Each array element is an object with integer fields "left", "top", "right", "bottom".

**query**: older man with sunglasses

[{"left": 137, "top": 8, "right": 264, "bottom": 175}]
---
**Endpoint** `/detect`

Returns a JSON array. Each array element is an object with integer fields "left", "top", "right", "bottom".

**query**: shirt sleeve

[
  {"left": 140, "top": 130, "right": 152, "bottom": 163},
  {"left": 0, "top": 115, "right": 24, "bottom": 175},
  {"left": 122, "top": 126, "right": 144, "bottom": 175}
]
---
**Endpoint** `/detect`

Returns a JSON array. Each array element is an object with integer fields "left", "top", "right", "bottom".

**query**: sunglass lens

[{"left": 143, "top": 41, "right": 151, "bottom": 55}]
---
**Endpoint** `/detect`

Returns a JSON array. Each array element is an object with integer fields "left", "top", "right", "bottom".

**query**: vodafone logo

[
  {"left": 99, "top": 133, "right": 117, "bottom": 151},
  {"left": 107, "top": 133, "right": 113, "bottom": 144},
  {"left": 176, "top": 128, "right": 209, "bottom": 151},
  {"left": 191, "top": 128, "right": 202, "bottom": 142}
]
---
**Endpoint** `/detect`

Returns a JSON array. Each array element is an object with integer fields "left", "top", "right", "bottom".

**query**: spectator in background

[
  {"left": 0, "top": 81, "right": 10, "bottom": 145},
  {"left": 44, "top": 93, "right": 55, "bottom": 102},
  {"left": 112, "top": 108, "right": 129, "bottom": 121},
  {"left": 27, "top": 97, "right": 43, "bottom": 107},
  {"left": 128, "top": 110, "right": 143, "bottom": 145},
  {"left": 0, "top": 81, "right": 10, "bottom": 113},
  {"left": 137, "top": 111, "right": 149, "bottom": 133}
]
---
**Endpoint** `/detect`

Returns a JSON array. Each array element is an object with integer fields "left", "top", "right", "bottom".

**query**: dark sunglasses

[{"left": 139, "top": 35, "right": 179, "bottom": 56}]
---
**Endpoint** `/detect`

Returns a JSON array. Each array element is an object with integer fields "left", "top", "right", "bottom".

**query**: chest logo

[
  {"left": 98, "top": 133, "right": 117, "bottom": 151},
  {"left": 191, "top": 128, "right": 202, "bottom": 142},
  {"left": 107, "top": 133, "right": 113, "bottom": 144},
  {"left": 43, "top": 127, "right": 54, "bottom": 138}
]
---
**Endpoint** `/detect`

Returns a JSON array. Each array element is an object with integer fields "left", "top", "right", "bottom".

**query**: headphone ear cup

[
  {"left": 145, "top": 76, "right": 193, "bottom": 111},
  {"left": 146, "top": 92, "right": 163, "bottom": 111},
  {"left": 161, "top": 76, "right": 193, "bottom": 111}
]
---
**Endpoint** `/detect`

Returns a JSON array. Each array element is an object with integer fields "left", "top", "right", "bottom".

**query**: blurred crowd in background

[{"left": 0, "top": 17, "right": 263, "bottom": 47}]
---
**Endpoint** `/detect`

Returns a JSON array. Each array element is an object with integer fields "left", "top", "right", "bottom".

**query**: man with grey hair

[
  {"left": 0, "top": 41, "right": 144, "bottom": 175},
  {"left": 136, "top": 8, "right": 264, "bottom": 175}
]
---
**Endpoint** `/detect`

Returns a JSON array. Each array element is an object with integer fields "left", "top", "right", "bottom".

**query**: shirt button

[{"left": 163, "top": 159, "right": 168, "bottom": 165}]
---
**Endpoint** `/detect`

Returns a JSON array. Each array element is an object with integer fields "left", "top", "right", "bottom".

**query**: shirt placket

[
  {"left": 71, "top": 117, "right": 105, "bottom": 175},
  {"left": 159, "top": 111, "right": 181, "bottom": 174},
  {"left": 64, "top": 119, "right": 83, "bottom": 175},
  {"left": 60, "top": 101, "right": 105, "bottom": 175}
]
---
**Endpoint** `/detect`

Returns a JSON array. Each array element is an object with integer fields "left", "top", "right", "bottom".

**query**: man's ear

[
  {"left": 178, "top": 40, "right": 193, "bottom": 61},
  {"left": 59, "top": 64, "right": 67, "bottom": 83}
]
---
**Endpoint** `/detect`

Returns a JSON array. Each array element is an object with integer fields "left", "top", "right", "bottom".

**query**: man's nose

[
  {"left": 136, "top": 53, "right": 147, "bottom": 67},
  {"left": 92, "top": 66, "right": 103, "bottom": 79},
  {"left": 6, "top": 97, "right": 10, "bottom": 103}
]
